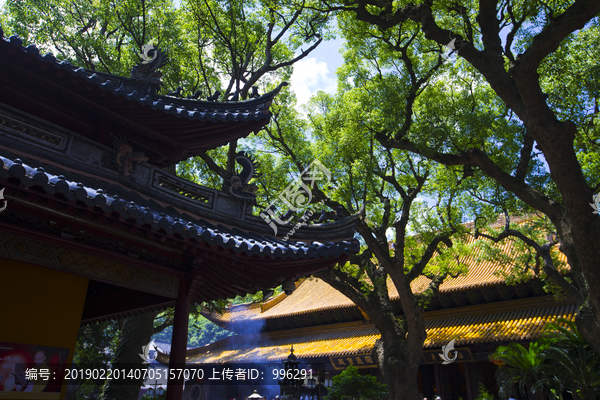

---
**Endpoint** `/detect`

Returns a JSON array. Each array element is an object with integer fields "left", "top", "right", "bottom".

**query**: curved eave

[
  {"left": 0, "top": 152, "right": 360, "bottom": 262},
  {"left": 150, "top": 81, "right": 288, "bottom": 112},
  {"left": 0, "top": 33, "right": 285, "bottom": 164},
  {"left": 241, "top": 213, "right": 360, "bottom": 242},
  {"left": 0, "top": 151, "right": 359, "bottom": 302}
]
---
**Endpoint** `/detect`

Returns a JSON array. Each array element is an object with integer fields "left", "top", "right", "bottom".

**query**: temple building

[
  {"left": 188, "top": 234, "right": 575, "bottom": 400},
  {"left": 0, "top": 28, "right": 358, "bottom": 400}
]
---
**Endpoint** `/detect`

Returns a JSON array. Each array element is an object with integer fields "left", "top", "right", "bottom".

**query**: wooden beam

[{"left": 81, "top": 287, "right": 174, "bottom": 321}]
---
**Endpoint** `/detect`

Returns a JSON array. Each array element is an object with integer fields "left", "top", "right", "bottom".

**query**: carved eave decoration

[{"left": 112, "top": 135, "right": 148, "bottom": 177}]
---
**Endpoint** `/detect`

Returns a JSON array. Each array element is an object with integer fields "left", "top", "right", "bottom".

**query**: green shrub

[
  {"left": 474, "top": 382, "right": 494, "bottom": 400},
  {"left": 490, "top": 318, "right": 600, "bottom": 399},
  {"left": 324, "top": 365, "right": 387, "bottom": 400}
]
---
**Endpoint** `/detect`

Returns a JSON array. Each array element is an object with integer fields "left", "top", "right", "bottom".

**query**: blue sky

[{"left": 290, "top": 37, "right": 344, "bottom": 107}]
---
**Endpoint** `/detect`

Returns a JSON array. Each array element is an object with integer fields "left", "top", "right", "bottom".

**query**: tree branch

[
  {"left": 516, "top": 0, "right": 600, "bottom": 74},
  {"left": 376, "top": 135, "right": 560, "bottom": 219},
  {"left": 515, "top": 129, "right": 535, "bottom": 182},
  {"left": 474, "top": 216, "right": 583, "bottom": 303},
  {"left": 197, "top": 151, "right": 227, "bottom": 178}
]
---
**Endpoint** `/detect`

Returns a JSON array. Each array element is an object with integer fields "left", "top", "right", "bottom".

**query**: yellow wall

[
  {"left": 0, "top": 258, "right": 88, "bottom": 352},
  {"left": 1, "top": 259, "right": 88, "bottom": 399}
]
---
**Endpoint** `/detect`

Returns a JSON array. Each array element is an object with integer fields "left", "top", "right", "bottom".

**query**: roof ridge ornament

[
  {"left": 130, "top": 41, "right": 169, "bottom": 94},
  {"left": 223, "top": 151, "right": 261, "bottom": 202}
]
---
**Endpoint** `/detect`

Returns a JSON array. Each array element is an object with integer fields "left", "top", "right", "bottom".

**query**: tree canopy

[
  {"left": 306, "top": 0, "right": 600, "bottom": 360},
  {"left": 3, "top": 0, "right": 600, "bottom": 399}
]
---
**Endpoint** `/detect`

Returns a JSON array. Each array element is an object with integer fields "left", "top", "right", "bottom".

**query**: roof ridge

[
  {"left": 174, "top": 296, "right": 577, "bottom": 364},
  {"left": 0, "top": 32, "right": 288, "bottom": 109},
  {"left": 211, "top": 296, "right": 575, "bottom": 340},
  {"left": 260, "top": 278, "right": 307, "bottom": 312}
]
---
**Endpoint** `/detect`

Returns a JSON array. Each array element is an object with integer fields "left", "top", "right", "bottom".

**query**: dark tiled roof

[
  {"left": 0, "top": 33, "right": 283, "bottom": 124},
  {"left": 205, "top": 228, "right": 569, "bottom": 324},
  {"left": 0, "top": 29, "right": 292, "bottom": 167},
  {"left": 0, "top": 149, "right": 359, "bottom": 259}
]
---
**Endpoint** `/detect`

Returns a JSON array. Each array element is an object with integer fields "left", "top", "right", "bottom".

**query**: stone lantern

[{"left": 279, "top": 346, "right": 303, "bottom": 399}]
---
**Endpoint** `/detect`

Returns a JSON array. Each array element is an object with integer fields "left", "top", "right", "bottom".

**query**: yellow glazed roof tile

[
  {"left": 187, "top": 298, "right": 576, "bottom": 364},
  {"left": 207, "top": 223, "right": 568, "bottom": 324}
]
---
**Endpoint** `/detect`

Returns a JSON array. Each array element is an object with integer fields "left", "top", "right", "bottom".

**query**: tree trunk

[
  {"left": 451, "top": 4, "right": 600, "bottom": 357},
  {"left": 318, "top": 270, "right": 428, "bottom": 400},
  {"left": 450, "top": 63, "right": 600, "bottom": 356},
  {"left": 339, "top": 0, "right": 600, "bottom": 358},
  {"left": 529, "top": 121, "right": 600, "bottom": 355},
  {"left": 373, "top": 321, "right": 426, "bottom": 400},
  {"left": 100, "top": 311, "right": 158, "bottom": 400}
]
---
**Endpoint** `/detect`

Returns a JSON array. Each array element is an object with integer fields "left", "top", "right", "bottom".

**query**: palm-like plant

[
  {"left": 490, "top": 341, "right": 552, "bottom": 399},
  {"left": 541, "top": 319, "right": 600, "bottom": 400}
]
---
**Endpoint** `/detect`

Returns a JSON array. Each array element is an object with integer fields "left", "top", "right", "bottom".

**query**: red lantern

[{"left": 490, "top": 358, "right": 504, "bottom": 367}]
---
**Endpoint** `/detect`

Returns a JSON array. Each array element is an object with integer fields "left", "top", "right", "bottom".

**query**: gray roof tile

[
  {"left": 1, "top": 32, "right": 287, "bottom": 125},
  {"left": 0, "top": 150, "right": 359, "bottom": 260}
]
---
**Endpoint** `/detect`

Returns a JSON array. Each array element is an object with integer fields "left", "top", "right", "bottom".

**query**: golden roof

[
  {"left": 187, "top": 296, "right": 575, "bottom": 364},
  {"left": 216, "top": 278, "right": 357, "bottom": 323},
  {"left": 203, "top": 215, "right": 568, "bottom": 327},
  {"left": 207, "top": 234, "right": 566, "bottom": 324}
]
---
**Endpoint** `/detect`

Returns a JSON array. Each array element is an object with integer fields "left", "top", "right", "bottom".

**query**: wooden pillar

[
  {"left": 433, "top": 364, "right": 443, "bottom": 398},
  {"left": 434, "top": 364, "right": 451, "bottom": 399},
  {"left": 464, "top": 363, "right": 473, "bottom": 400},
  {"left": 468, "top": 362, "right": 485, "bottom": 398},
  {"left": 166, "top": 276, "right": 192, "bottom": 400}
]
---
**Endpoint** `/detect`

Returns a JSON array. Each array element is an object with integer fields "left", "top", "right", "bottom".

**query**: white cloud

[{"left": 290, "top": 57, "right": 337, "bottom": 108}]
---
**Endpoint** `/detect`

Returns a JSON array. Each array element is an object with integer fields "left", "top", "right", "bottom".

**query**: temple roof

[
  {"left": 204, "top": 234, "right": 567, "bottom": 327},
  {"left": 0, "top": 148, "right": 359, "bottom": 260},
  {"left": 0, "top": 145, "right": 360, "bottom": 308},
  {"left": 0, "top": 28, "right": 362, "bottom": 323},
  {"left": 0, "top": 30, "right": 284, "bottom": 166},
  {"left": 159, "top": 296, "right": 576, "bottom": 365}
]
